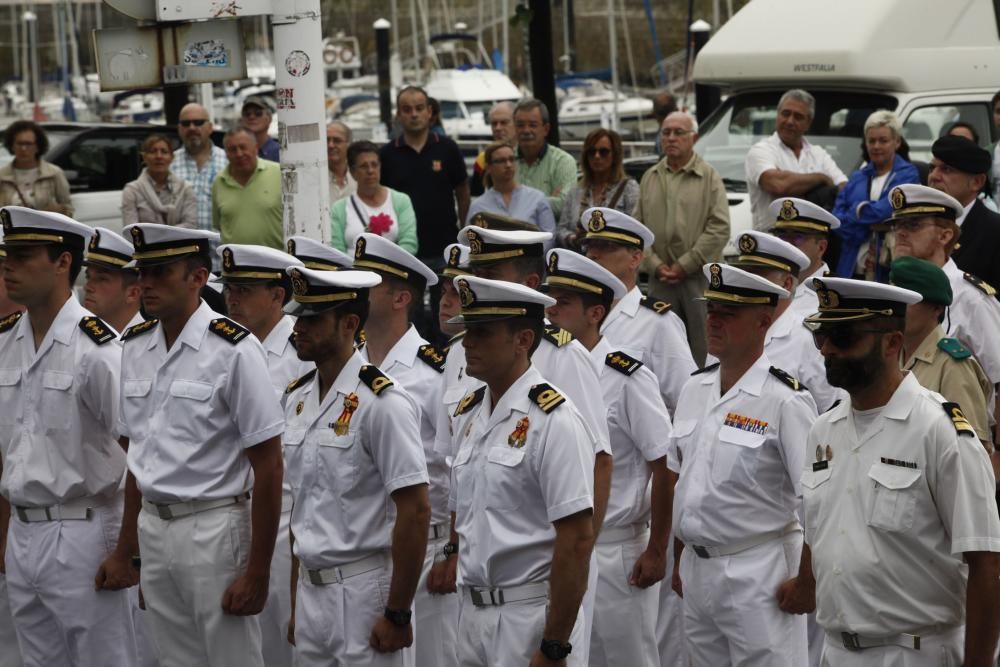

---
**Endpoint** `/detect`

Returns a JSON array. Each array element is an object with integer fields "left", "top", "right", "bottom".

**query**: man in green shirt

[
  {"left": 514, "top": 98, "right": 578, "bottom": 221},
  {"left": 212, "top": 128, "right": 284, "bottom": 250}
]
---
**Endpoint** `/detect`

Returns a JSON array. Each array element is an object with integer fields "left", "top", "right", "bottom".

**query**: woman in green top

[{"left": 330, "top": 140, "right": 418, "bottom": 254}]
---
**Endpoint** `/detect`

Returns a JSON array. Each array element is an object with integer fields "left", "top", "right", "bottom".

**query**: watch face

[{"left": 541, "top": 640, "right": 571, "bottom": 660}]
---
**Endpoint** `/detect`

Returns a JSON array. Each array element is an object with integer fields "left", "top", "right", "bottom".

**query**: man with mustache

[{"left": 780, "top": 277, "right": 1000, "bottom": 666}]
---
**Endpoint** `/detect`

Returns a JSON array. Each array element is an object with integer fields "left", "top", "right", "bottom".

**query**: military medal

[
  {"left": 825, "top": 445, "right": 833, "bottom": 461},
  {"left": 815, "top": 445, "right": 823, "bottom": 462},
  {"left": 508, "top": 417, "right": 529, "bottom": 448},
  {"left": 333, "top": 393, "right": 359, "bottom": 435},
  {"left": 295, "top": 400, "right": 304, "bottom": 416}
]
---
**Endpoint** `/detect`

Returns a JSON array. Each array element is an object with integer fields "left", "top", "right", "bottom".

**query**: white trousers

[
  {"left": 680, "top": 531, "right": 807, "bottom": 667},
  {"left": 129, "top": 586, "right": 159, "bottom": 667},
  {"left": 5, "top": 502, "right": 136, "bottom": 667},
  {"left": 138, "top": 504, "right": 263, "bottom": 667},
  {"left": 294, "top": 563, "right": 415, "bottom": 667},
  {"left": 259, "top": 508, "right": 293, "bottom": 667},
  {"left": 578, "top": 549, "right": 598, "bottom": 664},
  {"left": 414, "top": 535, "right": 458, "bottom": 667},
  {"left": 821, "top": 625, "right": 963, "bottom": 666},
  {"left": 456, "top": 590, "right": 584, "bottom": 667},
  {"left": 656, "top": 529, "right": 686, "bottom": 667},
  {"left": 0, "top": 575, "right": 24, "bottom": 667},
  {"left": 589, "top": 533, "right": 659, "bottom": 667}
]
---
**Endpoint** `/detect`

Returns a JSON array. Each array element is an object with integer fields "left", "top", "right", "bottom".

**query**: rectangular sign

[{"left": 156, "top": 0, "right": 272, "bottom": 22}]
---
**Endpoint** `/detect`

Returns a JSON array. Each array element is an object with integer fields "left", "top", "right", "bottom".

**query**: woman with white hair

[{"left": 832, "top": 109, "right": 920, "bottom": 277}]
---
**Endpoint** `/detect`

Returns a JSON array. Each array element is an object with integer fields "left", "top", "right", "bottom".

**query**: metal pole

[
  {"left": 23, "top": 10, "right": 38, "bottom": 107},
  {"left": 607, "top": 0, "right": 619, "bottom": 131},
  {"left": 10, "top": 4, "right": 19, "bottom": 88},
  {"left": 66, "top": 0, "right": 81, "bottom": 87},
  {"left": 527, "top": 0, "right": 559, "bottom": 144},
  {"left": 374, "top": 18, "right": 392, "bottom": 135},
  {"left": 272, "top": 0, "right": 330, "bottom": 242},
  {"left": 564, "top": 0, "right": 576, "bottom": 73},
  {"left": 409, "top": 0, "right": 420, "bottom": 67},
  {"left": 390, "top": 0, "right": 400, "bottom": 60},
  {"left": 200, "top": 83, "right": 215, "bottom": 124},
  {"left": 501, "top": 0, "right": 509, "bottom": 76}
]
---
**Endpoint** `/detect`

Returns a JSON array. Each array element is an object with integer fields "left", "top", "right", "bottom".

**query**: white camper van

[{"left": 691, "top": 0, "right": 1000, "bottom": 236}]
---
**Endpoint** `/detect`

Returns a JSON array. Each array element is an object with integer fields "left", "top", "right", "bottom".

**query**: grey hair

[
  {"left": 327, "top": 120, "right": 352, "bottom": 143},
  {"left": 663, "top": 110, "right": 698, "bottom": 134},
  {"left": 778, "top": 89, "right": 816, "bottom": 118},
  {"left": 488, "top": 101, "right": 515, "bottom": 121},
  {"left": 863, "top": 109, "right": 902, "bottom": 139},
  {"left": 513, "top": 98, "right": 550, "bottom": 124},
  {"left": 223, "top": 126, "right": 257, "bottom": 145}
]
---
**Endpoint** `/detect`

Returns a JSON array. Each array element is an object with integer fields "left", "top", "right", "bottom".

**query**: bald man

[
  {"left": 171, "top": 103, "right": 229, "bottom": 234},
  {"left": 470, "top": 101, "right": 516, "bottom": 196}
]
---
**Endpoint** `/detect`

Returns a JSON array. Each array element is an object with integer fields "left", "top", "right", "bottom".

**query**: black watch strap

[
  {"left": 442, "top": 541, "right": 459, "bottom": 558},
  {"left": 540, "top": 638, "right": 572, "bottom": 660},
  {"left": 383, "top": 607, "right": 412, "bottom": 627}
]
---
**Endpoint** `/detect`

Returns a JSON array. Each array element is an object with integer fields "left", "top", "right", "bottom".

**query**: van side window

[
  {"left": 903, "top": 104, "right": 991, "bottom": 163},
  {"left": 59, "top": 135, "right": 143, "bottom": 193}
]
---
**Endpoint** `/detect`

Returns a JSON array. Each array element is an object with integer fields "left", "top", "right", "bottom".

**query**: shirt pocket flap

[
  {"left": 42, "top": 370, "right": 74, "bottom": 391},
  {"left": 487, "top": 446, "right": 525, "bottom": 467},
  {"left": 453, "top": 444, "right": 473, "bottom": 467},
  {"left": 123, "top": 379, "right": 152, "bottom": 397},
  {"left": 800, "top": 467, "right": 832, "bottom": 490},
  {"left": 283, "top": 429, "right": 306, "bottom": 446},
  {"left": 0, "top": 369, "right": 21, "bottom": 386},
  {"left": 718, "top": 424, "right": 766, "bottom": 449},
  {"left": 316, "top": 430, "right": 357, "bottom": 449},
  {"left": 671, "top": 419, "right": 697, "bottom": 438},
  {"left": 867, "top": 462, "right": 922, "bottom": 490},
  {"left": 169, "top": 379, "right": 214, "bottom": 401}
]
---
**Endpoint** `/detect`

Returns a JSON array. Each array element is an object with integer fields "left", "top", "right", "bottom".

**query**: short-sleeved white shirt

[
  {"left": 668, "top": 354, "right": 817, "bottom": 546},
  {"left": 118, "top": 301, "right": 286, "bottom": 503},
  {"left": 436, "top": 328, "right": 611, "bottom": 457},
  {"left": 284, "top": 352, "right": 429, "bottom": 568},
  {"left": 0, "top": 297, "right": 125, "bottom": 506},
  {"left": 943, "top": 258, "right": 1000, "bottom": 385},
  {"left": 591, "top": 338, "right": 672, "bottom": 528},
  {"left": 802, "top": 373, "right": 1000, "bottom": 636},
  {"left": 449, "top": 366, "right": 595, "bottom": 588},
  {"left": 745, "top": 133, "right": 847, "bottom": 231},
  {"left": 435, "top": 332, "right": 478, "bottom": 457},
  {"left": 792, "top": 263, "right": 825, "bottom": 320},
  {"left": 600, "top": 286, "right": 697, "bottom": 415},
  {"left": 765, "top": 304, "right": 845, "bottom": 413},
  {"left": 262, "top": 315, "right": 312, "bottom": 399},
  {"left": 360, "top": 325, "right": 449, "bottom": 525}
]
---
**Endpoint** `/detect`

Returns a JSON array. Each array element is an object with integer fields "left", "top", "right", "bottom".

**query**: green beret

[{"left": 889, "top": 256, "right": 952, "bottom": 306}]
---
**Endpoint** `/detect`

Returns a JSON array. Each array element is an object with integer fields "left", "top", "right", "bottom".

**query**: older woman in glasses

[
  {"left": 557, "top": 128, "right": 639, "bottom": 249},
  {"left": 464, "top": 141, "right": 556, "bottom": 245}
]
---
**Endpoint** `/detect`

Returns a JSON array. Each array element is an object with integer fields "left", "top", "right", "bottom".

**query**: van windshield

[{"left": 694, "top": 91, "right": 898, "bottom": 192}]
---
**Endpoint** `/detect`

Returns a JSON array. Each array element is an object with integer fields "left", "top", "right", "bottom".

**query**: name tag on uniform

[
  {"left": 880, "top": 457, "right": 918, "bottom": 469},
  {"left": 812, "top": 460, "right": 829, "bottom": 472}
]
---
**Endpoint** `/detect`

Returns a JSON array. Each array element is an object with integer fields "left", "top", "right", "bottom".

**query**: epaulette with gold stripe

[
  {"left": 769, "top": 366, "right": 806, "bottom": 391},
  {"left": 0, "top": 310, "right": 22, "bottom": 334},
  {"left": 942, "top": 401, "right": 976, "bottom": 437},
  {"left": 359, "top": 364, "right": 393, "bottom": 396},
  {"left": 79, "top": 316, "right": 116, "bottom": 345},
  {"left": 964, "top": 272, "right": 997, "bottom": 297},
  {"left": 285, "top": 369, "right": 316, "bottom": 395},
  {"left": 417, "top": 344, "right": 446, "bottom": 373},
  {"left": 542, "top": 325, "right": 574, "bottom": 348},
  {"left": 605, "top": 350, "right": 643, "bottom": 376},
  {"left": 639, "top": 296, "right": 672, "bottom": 315},
  {"left": 454, "top": 386, "right": 486, "bottom": 416},
  {"left": 529, "top": 383, "right": 565, "bottom": 413},
  {"left": 120, "top": 318, "right": 159, "bottom": 342},
  {"left": 208, "top": 317, "right": 250, "bottom": 344}
]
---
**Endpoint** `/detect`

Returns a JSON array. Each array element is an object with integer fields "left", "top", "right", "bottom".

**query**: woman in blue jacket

[{"left": 832, "top": 110, "right": 920, "bottom": 277}]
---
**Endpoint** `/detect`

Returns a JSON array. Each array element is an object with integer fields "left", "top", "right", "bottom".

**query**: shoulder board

[
  {"left": 639, "top": 296, "right": 672, "bottom": 315},
  {"left": 825, "top": 399, "right": 842, "bottom": 413},
  {"left": 937, "top": 337, "right": 972, "bottom": 360},
  {"left": 942, "top": 401, "right": 977, "bottom": 437},
  {"left": 78, "top": 316, "right": 116, "bottom": 345},
  {"left": 359, "top": 364, "right": 393, "bottom": 396},
  {"left": 529, "top": 382, "right": 566, "bottom": 413},
  {"left": 963, "top": 272, "right": 998, "bottom": 297},
  {"left": 208, "top": 317, "right": 250, "bottom": 344},
  {"left": 770, "top": 366, "right": 807, "bottom": 391},
  {"left": 288, "top": 333, "right": 297, "bottom": 350},
  {"left": 605, "top": 350, "right": 644, "bottom": 376},
  {"left": 542, "top": 325, "right": 574, "bottom": 348},
  {"left": 285, "top": 368, "right": 317, "bottom": 395},
  {"left": 417, "top": 344, "right": 446, "bottom": 373},
  {"left": 120, "top": 318, "right": 159, "bottom": 341},
  {"left": 444, "top": 331, "right": 465, "bottom": 354},
  {"left": 691, "top": 362, "right": 720, "bottom": 376},
  {"left": 453, "top": 386, "right": 486, "bottom": 416},
  {"left": 0, "top": 310, "right": 23, "bottom": 334}
]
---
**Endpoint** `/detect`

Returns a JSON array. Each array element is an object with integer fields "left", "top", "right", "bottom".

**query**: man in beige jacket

[{"left": 634, "top": 112, "right": 729, "bottom": 365}]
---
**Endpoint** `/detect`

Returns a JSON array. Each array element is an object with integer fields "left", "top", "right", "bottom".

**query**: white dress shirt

[
  {"left": 118, "top": 301, "right": 286, "bottom": 503},
  {"left": 764, "top": 304, "right": 845, "bottom": 413},
  {"left": 284, "top": 351, "right": 428, "bottom": 568},
  {"left": 262, "top": 315, "right": 312, "bottom": 399},
  {"left": 802, "top": 373, "right": 1000, "bottom": 635},
  {"left": 668, "top": 354, "right": 817, "bottom": 547},
  {"left": 943, "top": 258, "right": 1000, "bottom": 385},
  {"left": 449, "top": 366, "right": 596, "bottom": 588},
  {"left": 600, "top": 286, "right": 697, "bottom": 415},
  {"left": 0, "top": 297, "right": 125, "bottom": 506}
]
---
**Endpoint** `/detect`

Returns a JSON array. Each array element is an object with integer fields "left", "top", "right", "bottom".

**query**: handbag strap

[
  {"left": 349, "top": 195, "right": 370, "bottom": 232},
  {"left": 607, "top": 179, "right": 629, "bottom": 209}
]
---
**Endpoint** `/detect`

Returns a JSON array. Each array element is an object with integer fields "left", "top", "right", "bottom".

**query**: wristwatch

[
  {"left": 539, "top": 638, "right": 572, "bottom": 661},
  {"left": 383, "top": 607, "right": 412, "bottom": 627},
  {"left": 442, "top": 542, "right": 459, "bottom": 558}
]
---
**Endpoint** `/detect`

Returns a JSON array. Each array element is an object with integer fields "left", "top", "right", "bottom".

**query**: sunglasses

[
  {"left": 179, "top": 119, "right": 208, "bottom": 128},
  {"left": 586, "top": 147, "right": 612, "bottom": 158},
  {"left": 810, "top": 325, "right": 887, "bottom": 350}
]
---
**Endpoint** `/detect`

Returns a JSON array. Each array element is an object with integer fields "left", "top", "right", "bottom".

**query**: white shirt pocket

[
  {"left": 282, "top": 428, "right": 306, "bottom": 489},
  {"left": 485, "top": 445, "right": 527, "bottom": 510},
  {"left": 866, "top": 462, "right": 922, "bottom": 533},
  {"left": 712, "top": 425, "right": 766, "bottom": 484},
  {"left": 0, "top": 369, "right": 21, "bottom": 426},
  {"left": 41, "top": 370, "right": 75, "bottom": 430},
  {"left": 315, "top": 429, "right": 359, "bottom": 491}
]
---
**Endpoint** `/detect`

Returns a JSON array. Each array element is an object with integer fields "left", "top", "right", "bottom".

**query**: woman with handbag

[
  {"left": 0, "top": 120, "right": 74, "bottom": 216},
  {"left": 121, "top": 134, "right": 198, "bottom": 228},
  {"left": 330, "top": 140, "right": 418, "bottom": 254}
]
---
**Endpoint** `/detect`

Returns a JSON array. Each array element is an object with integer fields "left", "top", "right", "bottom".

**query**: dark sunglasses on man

[
  {"left": 809, "top": 323, "right": 889, "bottom": 350},
  {"left": 179, "top": 119, "right": 208, "bottom": 128}
]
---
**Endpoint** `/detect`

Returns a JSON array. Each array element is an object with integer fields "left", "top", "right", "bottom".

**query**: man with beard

[
  {"left": 282, "top": 266, "right": 430, "bottom": 666},
  {"left": 669, "top": 262, "right": 816, "bottom": 667},
  {"left": 171, "top": 103, "right": 228, "bottom": 235},
  {"left": 779, "top": 277, "right": 1000, "bottom": 666}
]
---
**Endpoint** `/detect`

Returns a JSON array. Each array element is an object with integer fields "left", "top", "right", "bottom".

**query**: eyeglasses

[
  {"left": 13, "top": 141, "right": 36, "bottom": 148},
  {"left": 179, "top": 119, "right": 208, "bottom": 128},
  {"left": 811, "top": 325, "right": 888, "bottom": 350},
  {"left": 490, "top": 156, "right": 516, "bottom": 165},
  {"left": 586, "top": 147, "right": 612, "bottom": 158},
  {"left": 660, "top": 129, "right": 692, "bottom": 137}
]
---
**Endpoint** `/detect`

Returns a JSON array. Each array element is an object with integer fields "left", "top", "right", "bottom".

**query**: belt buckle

[
  {"left": 307, "top": 569, "right": 324, "bottom": 586},
  {"left": 692, "top": 545, "right": 710, "bottom": 559},
  {"left": 155, "top": 504, "right": 173, "bottom": 520},
  {"left": 841, "top": 632, "right": 862, "bottom": 651},
  {"left": 470, "top": 587, "right": 486, "bottom": 607},
  {"left": 15, "top": 507, "right": 28, "bottom": 522}
]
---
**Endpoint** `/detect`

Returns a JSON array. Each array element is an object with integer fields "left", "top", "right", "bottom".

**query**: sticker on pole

[
  {"left": 284, "top": 51, "right": 311, "bottom": 77},
  {"left": 183, "top": 40, "right": 230, "bottom": 68},
  {"left": 276, "top": 88, "right": 296, "bottom": 110}
]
